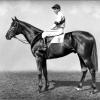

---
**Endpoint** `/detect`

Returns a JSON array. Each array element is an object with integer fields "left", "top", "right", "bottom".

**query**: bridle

[{"left": 11, "top": 21, "right": 29, "bottom": 44}]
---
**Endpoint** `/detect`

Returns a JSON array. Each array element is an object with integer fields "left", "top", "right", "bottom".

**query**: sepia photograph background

[{"left": 0, "top": 0, "right": 100, "bottom": 72}]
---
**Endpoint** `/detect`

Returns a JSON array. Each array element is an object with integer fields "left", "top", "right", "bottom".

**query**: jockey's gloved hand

[
  {"left": 51, "top": 27, "right": 56, "bottom": 30},
  {"left": 51, "top": 26, "right": 57, "bottom": 30},
  {"left": 54, "top": 21, "right": 59, "bottom": 25}
]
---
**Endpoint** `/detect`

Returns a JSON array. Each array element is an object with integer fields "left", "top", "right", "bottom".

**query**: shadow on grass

[{"left": 49, "top": 79, "right": 100, "bottom": 92}]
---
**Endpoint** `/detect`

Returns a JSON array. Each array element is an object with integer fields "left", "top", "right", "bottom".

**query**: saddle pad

[{"left": 50, "top": 34, "right": 64, "bottom": 43}]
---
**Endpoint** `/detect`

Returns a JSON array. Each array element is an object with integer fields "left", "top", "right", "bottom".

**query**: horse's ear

[
  {"left": 12, "top": 17, "right": 15, "bottom": 21},
  {"left": 15, "top": 16, "right": 19, "bottom": 22}
]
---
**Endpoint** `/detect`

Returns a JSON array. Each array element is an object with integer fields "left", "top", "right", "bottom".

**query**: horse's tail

[{"left": 91, "top": 39, "right": 98, "bottom": 71}]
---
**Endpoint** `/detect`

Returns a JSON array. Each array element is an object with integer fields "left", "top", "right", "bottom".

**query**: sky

[{"left": 0, "top": 0, "right": 100, "bottom": 71}]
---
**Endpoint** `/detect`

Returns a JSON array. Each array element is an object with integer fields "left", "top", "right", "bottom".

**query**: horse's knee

[
  {"left": 38, "top": 73, "right": 42, "bottom": 78},
  {"left": 37, "top": 70, "right": 42, "bottom": 75},
  {"left": 36, "top": 61, "right": 42, "bottom": 76},
  {"left": 37, "top": 66, "right": 42, "bottom": 75},
  {"left": 37, "top": 72, "right": 42, "bottom": 82}
]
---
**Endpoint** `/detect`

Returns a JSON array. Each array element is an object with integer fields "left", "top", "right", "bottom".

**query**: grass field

[{"left": 0, "top": 71, "right": 100, "bottom": 100}]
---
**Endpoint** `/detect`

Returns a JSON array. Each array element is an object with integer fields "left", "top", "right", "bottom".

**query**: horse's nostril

[{"left": 5, "top": 33, "right": 11, "bottom": 40}]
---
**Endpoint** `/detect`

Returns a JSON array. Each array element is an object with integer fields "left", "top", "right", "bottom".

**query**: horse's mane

[
  {"left": 16, "top": 19, "right": 44, "bottom": 47},
  {"left": 18, "top": 19, "right": 44, "bottom": 33}
]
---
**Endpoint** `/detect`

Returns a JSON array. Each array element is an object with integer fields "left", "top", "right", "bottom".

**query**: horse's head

[
  {"left": 6, "top": 16, "right": 43, "bottom": 45},
  {"left": 6, "top": 17, "right": 20, "bottom": 40}
]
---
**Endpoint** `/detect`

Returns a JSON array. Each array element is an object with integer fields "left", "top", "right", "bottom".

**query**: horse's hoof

[
  {"left": 44, "top": 86, "right": 49, "bottom": 91},
  {"left": 75, "top": 87, "right": 82, "bottom": 91},
  {"left": 38, "top": 85, "right": 42, "bottom": 93},
  {"left": 90, "top": 89, "right": 98, "bottom": 94}
]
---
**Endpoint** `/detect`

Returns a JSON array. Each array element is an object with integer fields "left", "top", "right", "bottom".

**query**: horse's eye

[{"left": 13, "top": 23, "right": 16, "bottom": 27}]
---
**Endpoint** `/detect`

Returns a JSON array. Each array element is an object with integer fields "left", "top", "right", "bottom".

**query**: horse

[{"left": 6, "top": 17, "right": 98, "bottom": 93}]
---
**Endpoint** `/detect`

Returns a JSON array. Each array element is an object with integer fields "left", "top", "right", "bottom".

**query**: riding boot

[{"left": 42, "top": 38, "right": 47, "bottom": 51}]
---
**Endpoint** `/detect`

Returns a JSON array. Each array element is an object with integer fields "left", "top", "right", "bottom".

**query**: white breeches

[{"left": 42, "top": 28, "right": 64, "bottom": 38}]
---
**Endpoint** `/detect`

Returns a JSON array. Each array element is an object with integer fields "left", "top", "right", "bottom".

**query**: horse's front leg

[
  {"left": 35, "top": 56, "right": 43, "bottom": 92},
  {"left": 42, "top": 58, "right": 49, "bottom": 91}
]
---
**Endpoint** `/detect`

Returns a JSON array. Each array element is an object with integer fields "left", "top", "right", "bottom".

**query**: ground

[{"left": 0, "top": 71, "right": 100, "bottom": 100}]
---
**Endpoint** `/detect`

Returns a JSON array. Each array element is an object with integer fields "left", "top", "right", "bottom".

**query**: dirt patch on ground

[{"left": 0, "top": 71, "right": 100, "bottom": 100}]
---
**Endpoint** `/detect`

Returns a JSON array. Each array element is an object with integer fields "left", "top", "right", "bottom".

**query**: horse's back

[{"left": 71, "top": 30, "right": 94, "bottom": 42}]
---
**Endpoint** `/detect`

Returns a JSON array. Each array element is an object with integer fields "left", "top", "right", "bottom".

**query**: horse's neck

[
  {"left": 22, "top": 29, "right": 35, "bottom": 44},
  {"left": 31, "top": 33, "right": 42, "bottom": 48},
  {"left": 20, "top": 22, "right": 42, "bottom": 45}
]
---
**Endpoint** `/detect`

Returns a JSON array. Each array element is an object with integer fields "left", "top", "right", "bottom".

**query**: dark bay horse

[{"left": 6, "top": 17, "right": 98, "bottom": 93}]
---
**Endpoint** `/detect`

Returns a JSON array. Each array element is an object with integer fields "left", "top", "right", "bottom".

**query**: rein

[
  {"left": 14, "top": 36, "right": 29, "bottom": 44},
  {"left": 11, "top": 20, "right": 43, "bottom": 45}
]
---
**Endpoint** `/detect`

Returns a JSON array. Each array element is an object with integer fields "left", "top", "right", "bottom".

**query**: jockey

[{"left": 42, "top": 4, "right": 66, "bottom": 50}]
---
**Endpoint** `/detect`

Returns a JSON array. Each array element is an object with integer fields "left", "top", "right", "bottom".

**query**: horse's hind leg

[
  {"left": 84, "top": 58, "right": 97, "bottom": 93},
  {"left": 42, "top": 59, "right": 49, "bottom": 91},
  {"left": 88, "top": 62, "right": 96, "bottom": 91},
  {"left": 76, "top": 55, "right": 88, "bottom": 90},
  {"left": 89, "top": 69, "right": 96, "bottom": 90}
]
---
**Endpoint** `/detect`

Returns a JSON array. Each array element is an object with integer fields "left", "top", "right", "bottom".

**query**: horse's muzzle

[{"left": 5, "top": 33, "right": 12, "bottom": 40}]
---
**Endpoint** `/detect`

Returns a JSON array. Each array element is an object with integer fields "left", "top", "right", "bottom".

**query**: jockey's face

[{"left": 53, "top": 9, "right": 60, "bottom": 14}]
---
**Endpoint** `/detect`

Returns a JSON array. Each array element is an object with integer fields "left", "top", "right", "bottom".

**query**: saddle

[
  {"left": 46, "top": 33, "right": 64, "bottom": 45},
  {"left": 41, "top": 33, "right": 64, "bottom": 53}
]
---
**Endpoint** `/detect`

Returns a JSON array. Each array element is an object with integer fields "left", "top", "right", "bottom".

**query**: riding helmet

[{"left": 51, "top": 4, "right": 61, "bottom": 10}]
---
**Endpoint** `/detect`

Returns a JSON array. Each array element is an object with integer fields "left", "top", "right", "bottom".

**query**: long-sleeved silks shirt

[{"left": 42, "top": 11, "right": 65, "bottom": 38}]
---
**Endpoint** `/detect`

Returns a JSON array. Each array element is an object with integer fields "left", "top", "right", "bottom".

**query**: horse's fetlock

[
  {"left": 78, "top": 83, "right": 83, "bottom": 88},
  {"left": 89, "top": 69, "right": 95, "bottom": 74},
  {"left": 91, "top": 84, "right": 96, "bottom": 89}
]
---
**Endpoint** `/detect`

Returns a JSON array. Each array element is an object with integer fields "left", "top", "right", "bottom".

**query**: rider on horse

[{"left": 42, "top": 4, "right": 66, "bottom": 50}]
